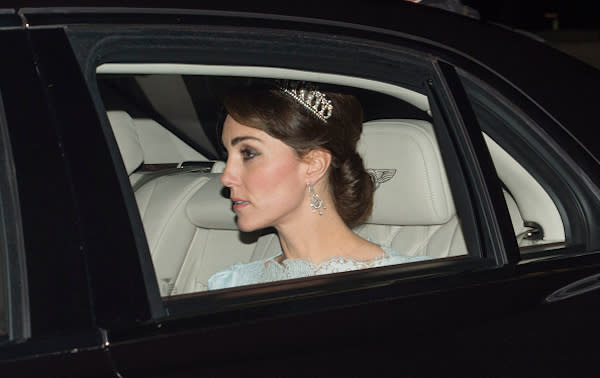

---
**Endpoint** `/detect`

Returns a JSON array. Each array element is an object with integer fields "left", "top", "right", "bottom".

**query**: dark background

[
  {"left": 464, "top": 0, "right": 599, "bottom": 30},
  {"left": 4, "top": 1, "right": 600, "bottom": 30},
  {"left": 4, "top": 1, "right": 600, "bottom": 68},
  {"left": 460, "top": 0, "right": 600, "bottom": 70}
]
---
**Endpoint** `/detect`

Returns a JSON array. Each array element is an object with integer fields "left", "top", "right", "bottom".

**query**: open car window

[
  {"left": 60, "top": 22, "right": 524, "bottom": 313},
  {"left": 459, "top": 71, "right": 567, "bottom": 254},
  {"left": 95, "top": 65, "right": 471, "bottom": 297}
]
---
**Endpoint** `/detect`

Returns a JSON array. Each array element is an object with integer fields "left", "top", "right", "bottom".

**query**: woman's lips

[{"left": 232, "top": 199, "right": 249, "bottom": 211}]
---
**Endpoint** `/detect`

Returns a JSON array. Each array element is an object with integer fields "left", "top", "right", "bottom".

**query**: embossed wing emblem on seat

[{"left": 367, "top": 168, "right": 397, "bottom": 190}]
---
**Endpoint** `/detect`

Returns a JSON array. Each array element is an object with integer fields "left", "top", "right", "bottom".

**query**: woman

[{"left": 208, "top": 81, "right": 428, "bottom": 290}]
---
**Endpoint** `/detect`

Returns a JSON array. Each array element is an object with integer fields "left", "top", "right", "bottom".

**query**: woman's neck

[{"left": 275, "top": 212, "right": 381, "bottom": 264}]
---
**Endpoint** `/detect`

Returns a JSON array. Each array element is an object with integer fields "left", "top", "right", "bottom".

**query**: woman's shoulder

[{"left": 207, "top": 253, "right": 281, "bottom": 290}]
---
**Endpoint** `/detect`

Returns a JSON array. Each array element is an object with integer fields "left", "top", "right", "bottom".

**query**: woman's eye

[{"left": 241, "top": 148, "right": 258, "bottom": 160}]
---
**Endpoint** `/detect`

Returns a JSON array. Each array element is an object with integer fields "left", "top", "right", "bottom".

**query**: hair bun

[{"left": 330, "top": 152, "right": 374, "bottom": 228}]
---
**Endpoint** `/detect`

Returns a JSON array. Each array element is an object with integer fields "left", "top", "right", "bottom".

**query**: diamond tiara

[{"left": 280, "top": 82, "right": 333, "bottom": 122}]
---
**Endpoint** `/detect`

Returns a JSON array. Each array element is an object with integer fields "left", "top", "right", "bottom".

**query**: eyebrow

[{"left": 229, "top": 135, "right": 262, "bottom": 146}]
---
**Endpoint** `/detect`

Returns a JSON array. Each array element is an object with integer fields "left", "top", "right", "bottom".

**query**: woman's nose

[{"left": 220, "top": 159, "right": 236, "bottom": 187}]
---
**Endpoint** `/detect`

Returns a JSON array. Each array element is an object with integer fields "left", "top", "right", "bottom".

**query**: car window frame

[
  {"left": 64, "top": 21, "right": 518, "bottom": 319},
  {"left": 456, "top": 66, "right": 600, "bottom": 258},
  {"left": 0, "top": 25, "right": 128, "bottom": 361},
  {"left": 428, "top": 60, "right": 520, "bottom": 266},
  {"left": 28, "top": 26, "right": 166, "bottom": 326}
]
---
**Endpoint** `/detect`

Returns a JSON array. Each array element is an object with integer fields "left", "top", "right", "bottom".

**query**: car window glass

[
  {"left": 96, "top": 68, "right": 470, "bottom": 297},
  {"left": 459, "top": 73, "right": 566, "bottom": 253}
]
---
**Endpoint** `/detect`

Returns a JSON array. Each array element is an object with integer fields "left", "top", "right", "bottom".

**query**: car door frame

[
  {"left": 0, "top": 24, "right": 125, "bottom": 376},
  {"left": 55, "top": 16, "right": 551, "bottom": 375}
]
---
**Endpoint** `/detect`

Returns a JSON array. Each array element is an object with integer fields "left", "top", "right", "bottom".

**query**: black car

[{"left": 2, "top": 4, "right": 600, "bottom": 377}]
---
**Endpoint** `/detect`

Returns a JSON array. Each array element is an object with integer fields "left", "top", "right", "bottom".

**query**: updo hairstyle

[{"left": 223, "top": 82, "right": 374, "bottom": 228}]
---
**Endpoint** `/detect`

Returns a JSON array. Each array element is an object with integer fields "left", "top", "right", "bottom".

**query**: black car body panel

[{"left": 16, "top": 5, "right": 600, "bottom": 162}]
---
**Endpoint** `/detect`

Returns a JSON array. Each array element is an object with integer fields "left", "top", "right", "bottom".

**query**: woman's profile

[{"left": 208, "top": 81, "right": 428, "bottom": 290}]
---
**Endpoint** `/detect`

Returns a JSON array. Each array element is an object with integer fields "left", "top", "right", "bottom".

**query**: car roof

[{"left": 4, "top": 3, "right": 600, "bottom": 161}]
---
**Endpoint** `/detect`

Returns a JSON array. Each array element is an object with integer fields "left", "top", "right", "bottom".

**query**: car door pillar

[{"left": 427, "top": 60, "right": 520, "bottom": 266}]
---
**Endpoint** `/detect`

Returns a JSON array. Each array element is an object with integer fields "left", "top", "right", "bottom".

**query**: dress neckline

[{"left": 269, "top": 245, "right": 389, "bottom": 268}]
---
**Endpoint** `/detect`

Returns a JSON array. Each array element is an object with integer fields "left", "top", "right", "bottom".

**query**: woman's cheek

[{"left": 253, "top": 160, "right": 300, "bottom": 194}]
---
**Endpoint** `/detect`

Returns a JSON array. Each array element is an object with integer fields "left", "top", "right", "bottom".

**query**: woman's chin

[{"left": 235, "top": 218, "right": 264, "bottom": 233}]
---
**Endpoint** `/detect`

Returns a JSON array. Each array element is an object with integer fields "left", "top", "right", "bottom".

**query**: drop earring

[{"left": 307, "top": 182, "right": 326, "bottom": 215}]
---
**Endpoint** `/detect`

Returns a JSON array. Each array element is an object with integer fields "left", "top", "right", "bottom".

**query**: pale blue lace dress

[{"left": 208, "top": 245, "right": 430, "bottom": 290}]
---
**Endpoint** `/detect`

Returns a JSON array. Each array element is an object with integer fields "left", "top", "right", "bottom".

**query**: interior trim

[{"left": 96, "top": 63, "right": 430, "bottom": 112}]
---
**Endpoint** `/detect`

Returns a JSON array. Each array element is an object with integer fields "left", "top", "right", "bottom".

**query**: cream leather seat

[
  {"left": 107, "top": 111, "right": 144, "bottom": 182},
  {"left": 354, "top": 119, "right": 528, "bottom": 255},
  {"left": 107, "top": 110, "right": 223, "bottom": 295},
  {"left": 136, "top": 173, "right": 214, "bottom": 295},
  {"left": 354, "top": 119, "right": 467, "bottom": 257}
]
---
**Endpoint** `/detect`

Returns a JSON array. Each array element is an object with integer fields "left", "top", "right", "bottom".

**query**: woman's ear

[{"left": 304, "top": 149, "right": 332, "bottom": 183}]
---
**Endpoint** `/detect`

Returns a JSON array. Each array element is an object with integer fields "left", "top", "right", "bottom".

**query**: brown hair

[{"left": 223, "top": 83, "right": 374, "bottom": 228}]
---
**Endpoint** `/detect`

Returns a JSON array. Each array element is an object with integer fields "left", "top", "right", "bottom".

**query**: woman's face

[{"left": 220, "top": 115, "right": 309, "bottom": 232}]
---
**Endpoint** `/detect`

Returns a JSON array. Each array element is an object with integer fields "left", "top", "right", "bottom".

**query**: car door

[
  {"left": 53, "top": 12, "right": 600, "bottom": 377},
  {"left": 0, "top": 15, "right": 162, "bottom": 377},
  {"left": 442, "top": 58, "right": 600, "bottom": 375}
]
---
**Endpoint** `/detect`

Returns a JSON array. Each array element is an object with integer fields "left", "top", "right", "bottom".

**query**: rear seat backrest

[
  {"left": 354, "top": 119, "right": 467, "bottom": 257},
  {"left": 135, "top": 173, "right": 213, "bottom": 295},
  {"left": 107, "top": 111, "right": 144, "bottom": 177},
  {"left": 133, "top": 118, "right": 207, "bottom": 164}
]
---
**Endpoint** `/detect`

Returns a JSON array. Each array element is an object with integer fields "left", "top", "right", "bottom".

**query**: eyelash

[{"left": 240, "top": 148, "right": 258, "bottom": 161}]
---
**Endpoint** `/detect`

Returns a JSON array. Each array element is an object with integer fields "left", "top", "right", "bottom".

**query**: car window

[
  {"left": 95, "top": 66, "right": 470, "bottom": 297},
  {"left": 65, "top": 23, "right": 515, "bottom": 311},
  {"left": 458, "top": 71, "right": 566, "bottom": 254}
]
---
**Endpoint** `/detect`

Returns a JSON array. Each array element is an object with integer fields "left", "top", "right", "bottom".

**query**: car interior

[{"left": 96, "top": 64, "right": 566, "bottom": 297}]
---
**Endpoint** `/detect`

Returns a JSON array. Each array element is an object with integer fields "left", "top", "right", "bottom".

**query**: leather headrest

[
  {"left": 186, "top": 174, "right": 238, "bottom": 230},
  {"left": 358, "top": 119, "right": 455, "bottom": 225},
  {"left": 107, "top": 111, "right": 144, "bottom": 175}
]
